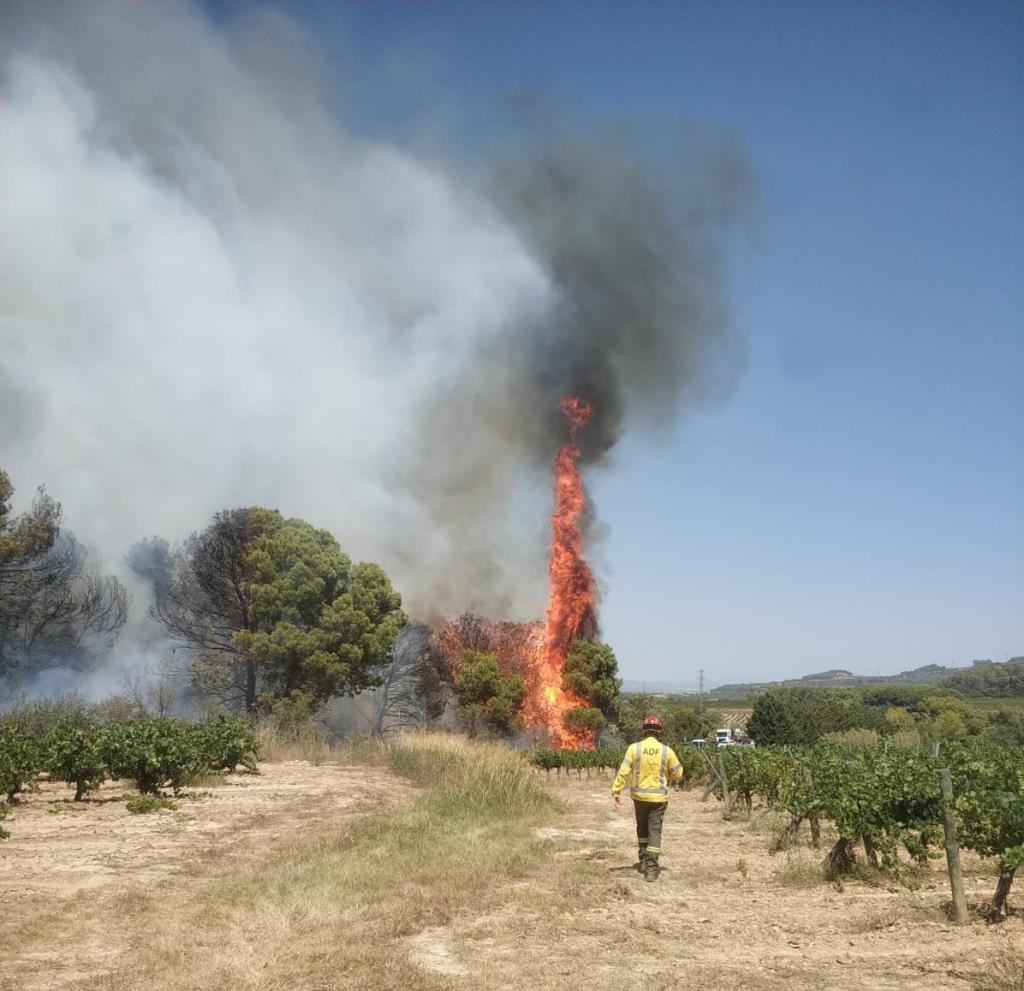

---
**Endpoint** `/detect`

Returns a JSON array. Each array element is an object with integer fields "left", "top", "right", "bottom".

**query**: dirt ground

[
  {"left": 0, "top": 762, "right": 410, "bottom": 990},
  {"left": 413, "top": 777, "right": 1023, "bottom": 991},
  {"left": 2, "top": 764, "right": 1022, "bottom": 991}
]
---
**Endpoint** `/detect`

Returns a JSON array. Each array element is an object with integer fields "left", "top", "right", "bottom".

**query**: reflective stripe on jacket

[{"left": 611, "top": 736, "right": 683, "bottom": 803}]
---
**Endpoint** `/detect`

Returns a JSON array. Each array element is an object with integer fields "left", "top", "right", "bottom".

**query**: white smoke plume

[{"left": 0, "top": 1, "right": 753, "bottom": 676}]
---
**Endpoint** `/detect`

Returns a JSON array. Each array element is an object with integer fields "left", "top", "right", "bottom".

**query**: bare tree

[
  {"left": 121, "top": 652, "right": 188, "bottom": 717},
  {"left": 373, "top": 623, "right": 450, "bottom": 737},
  {"left": 0, "top": 531, "right": 127, "bottom": 677},
  {"left": 151, "top": 508, "right": 273, "bottom": 708}
]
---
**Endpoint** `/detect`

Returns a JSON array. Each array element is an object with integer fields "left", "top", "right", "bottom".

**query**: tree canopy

[
  {"left": 561, "top": 639, "right": 620, "bottom": 737},
  {"left": 0, "top": 469, "right": 126, "bottom": 680},
  {"left": 451, "top": 651, "right": 526, "bottom": 737},
  {"left": 153, "top": 508, "right": 406, "bottom": 708},
  {"left": 940, "top": 658, "right": 1024, "bottom": 698},
  {"left": 614, "top": 693, "right": 711, "bottom": 744},
  {"left": 746, "top": 687, "right": 887, "bottom": 746}
]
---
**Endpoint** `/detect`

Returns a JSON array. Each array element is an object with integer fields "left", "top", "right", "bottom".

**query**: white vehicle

[{"left": 715, "top": 728, "right": 756, "bottom": 748}]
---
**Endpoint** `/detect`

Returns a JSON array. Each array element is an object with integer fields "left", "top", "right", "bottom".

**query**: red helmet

[{"left": 643, "top": 715, "right": 663, "bottom": 734}]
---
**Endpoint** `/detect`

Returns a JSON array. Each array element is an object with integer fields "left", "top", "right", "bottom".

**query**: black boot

[
  {"left": 644, "top": 855, "right": 660, "bottom": 882},
  {"left": 635, "top": 847, "right": 647, "bottom": 873}
]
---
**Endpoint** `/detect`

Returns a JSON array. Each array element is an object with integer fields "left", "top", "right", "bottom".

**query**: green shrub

[
  {"left": 820, "top": 728, "right": 881, "bottom": 748},
  {"left": 104, "top": 719, "right": 204, "bottom": 794},
  {"left": 563, "top": 706, "right": 605, "bottom": 736},
  {"left": 527, "top": 746, "right": 621, "bottom": 775},
  {"left": 192, "top": 715, "right": 258, "bottom": 773},
  {"left": 44, "top": 721, "right": 107, "bottom": 800},
  {"left": 747, "top": 687, "right": 886, "bottom": 746},
  {"left": 0, "top": 801, "right": 9, "bottom": 839},
  {"left": 125, "top": 794, "right": 178, "bottom": 814},
  {"left": 0, "top": 723, "right": 42, "bottom": 802},
  {"left": 670, "top": 744, "right": 712, "bottom": 788}
]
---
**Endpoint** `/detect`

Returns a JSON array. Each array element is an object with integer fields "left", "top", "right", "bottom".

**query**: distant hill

[
  {"left": 940, "top": 657, "right": 1024, "bottom": 697},
  {"left": 708, "top": 660, "right": 1014, "bottom": 697},
  {"left": 621, "top": 680, "right": 699, "bottom": 695}
]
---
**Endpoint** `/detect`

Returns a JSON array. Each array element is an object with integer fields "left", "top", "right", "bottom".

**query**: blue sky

[{"left": 304, "top": 2, "right": 1022, "bottom": 686}]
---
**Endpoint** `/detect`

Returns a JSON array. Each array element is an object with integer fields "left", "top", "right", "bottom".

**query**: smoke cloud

[{"left": 0, "top": 2, "right": 754, "bottom": 637}]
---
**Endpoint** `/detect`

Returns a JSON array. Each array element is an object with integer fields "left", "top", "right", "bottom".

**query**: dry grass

[
  {"left": 35, "top": 733, "right": 551, "bottom": 991},
  {"left": 253, "top": 720, "right": 336, "bottom": 764},
  {"left": 976, "top": 943, "right": 1024, "bottom": 991},
  {"left": 777, "top": 852, "right": 827, "bottom": 887}
]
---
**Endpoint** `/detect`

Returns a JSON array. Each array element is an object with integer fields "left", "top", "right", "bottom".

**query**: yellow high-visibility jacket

[{"left": 611, "top": 735, "right": 683, "bottom": 803}]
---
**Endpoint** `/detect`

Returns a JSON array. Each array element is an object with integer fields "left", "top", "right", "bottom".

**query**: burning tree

[
  {"left": 523, "top": 396, "right": 599, "bottom": 744},
  {"left": 438, "top": 397, "right": 619, "bottom": 748}
]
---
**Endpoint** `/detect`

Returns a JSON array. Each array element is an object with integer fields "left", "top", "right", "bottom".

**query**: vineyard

[
  {"left": 530, "top": 740, "right": 1024, "bottom": 919},
  {"left": 3, "top": 732, "right": 1023, "bottom": 989},
  {"left": 0, "top": 714, "right": 258, "bottom": 837},
  {"left": 9, "top": 720, "right": 1024, "bottom": 920}
]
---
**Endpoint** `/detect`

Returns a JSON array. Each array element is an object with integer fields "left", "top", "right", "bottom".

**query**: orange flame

[
  {"left": 438, "top": 396, "right": 598, "bottom": 749},
  {"left": 521, "top": 395, "right": 597, "bottom": 747}
]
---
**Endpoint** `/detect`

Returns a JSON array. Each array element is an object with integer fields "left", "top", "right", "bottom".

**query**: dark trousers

[{"left": 633, "top": 799, "right": 667, "bottom": 860}]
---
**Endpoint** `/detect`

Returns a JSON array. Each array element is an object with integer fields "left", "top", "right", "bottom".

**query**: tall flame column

[{"left": 530, "top": 396, "right": 597, "bottom": 747}]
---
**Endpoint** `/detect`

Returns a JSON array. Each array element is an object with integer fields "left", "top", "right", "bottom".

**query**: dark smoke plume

[
  {"left": 495, "top": 112, "right": 755, "bottom": 462},
  {"left": 0, "top": 1, "right": 755, "bottom": 644}
]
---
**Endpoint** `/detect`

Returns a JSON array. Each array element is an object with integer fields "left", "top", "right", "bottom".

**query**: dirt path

[
  {"left": 4, "top": 763, "right": 1022, "bottom": 990},
  {"left": 0, "top": 761, "right": 412, "bottom": 990},
  {"left": 409, "top": 777, "right": 1022, "bottom": 991}
]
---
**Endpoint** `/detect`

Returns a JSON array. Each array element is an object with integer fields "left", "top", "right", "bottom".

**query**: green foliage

[
  {"left": 160, "top": 508, "right": 405, "bottom": 707},
  {"left": 527, "top": 747, "right": 622, "bottom": 773},
  {"left": 941, "top": 658, "right": 1024, "bottom": 698},
  {"left": 0, "top": 800, "right": 9, "bottom": 839},
  {"left": 1, "top": 468, "right": 127, "bottom": 679},
  {"left": 452, "top": 652, "right": 526, "bottom": 737},
  {"left": 103, "top": 719, "right": 206, "bottom": 795},
  {"left": 528, "top": 742, "right": 709, "bottom": 788},
  {"left": 720, "top": 746, "right": 790, "bottom": 807},
  {"left": 915, "top": 694, "right": 990, "bottom": 741},
  {"left": 561, "top": 640, "right": 620, "bottom": 719},
  {"left": 944, "top": 744, "right": 1024, "bottom": 872},
  {"left": 0, "top": 723, "right": 41, "bottom": 801},
  {"left": 820, "top": 728, "right": 881, "bottom": 747},
  {"left": 562, "top": 706, "right": 605, "bottom": 735},
  {"left": 125, "top": 794, "right": 179, "bottom": 814},
  {"left": 669, "top": 744, "right": 712, "bottom": 788},
  {"left": 0, "top": 710, "right": 257, "bottom": 821},
  {"left": 860, "top": 685, "right": 951, "bottom": 709},
  {"left": 746, "top": 687, "right": 886, "bottom": 746},
  {"left": 190, "top": 715, "right": 259, "bottom": 773},
  {"left": 0, "top": 468, "right": 59, "bottom": 563},
  {"left": 238, "top": 518, "right": 406, "bottom": 704},
  {"left": 615, "top": 693, "right": 711, "bottom": 744},
  {"left": 884, "top": 707, "right": 915, "bottom": 730},
  {"left": 710, "top": 741, "right": 1024, "bottom": 895},
  {"left": 987, "top": 709, "right": 1024, "bottom": 747},
  {"left": 44, "top": 721, "right": 107, "bottom": 800}
]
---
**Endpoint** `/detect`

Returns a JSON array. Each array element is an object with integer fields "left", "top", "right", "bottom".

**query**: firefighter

[{"left": 611, "top": 715, "right": 683, "bottom": 881}]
